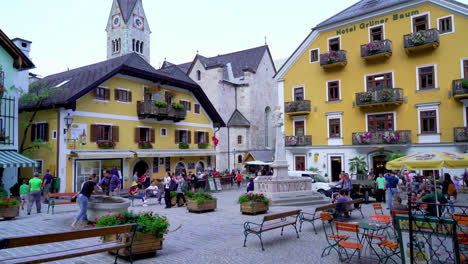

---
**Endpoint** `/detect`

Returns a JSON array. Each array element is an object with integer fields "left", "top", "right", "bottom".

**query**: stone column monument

[{"left": 254, "top": 107, "right": 324, "bottom": 205}]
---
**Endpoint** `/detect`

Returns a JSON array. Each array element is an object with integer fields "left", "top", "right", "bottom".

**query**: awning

[
  {"left": 0, "top": 151, "right": 39, "bottom": 168},
  {"left": 136, "top": 149, "right": 216, "bottom": 157},
  {"left": 72, "top": 151, "right": 135, "bottom": 159},
  {"left": 244, "top": 160, "right": 272, "bottom": 166}
]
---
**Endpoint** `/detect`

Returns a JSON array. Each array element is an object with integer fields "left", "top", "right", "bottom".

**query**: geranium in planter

[
  {"left": 97, "top": 140, "right": 116, "bottom": 149},
  {"left": 198, "top": 143, "right": 209, "bottom": 149},
  {"left": 287, "top": 136, "right": 297, "bottom": 145},
  {"left": 0, "top": 197, "right": 20, "bottom": 220},
  {"left": 187, "top": 190, "right": 217, "bottom": 213},
  {"left": 381, "top": 131, "right": 400, "bottom": 143},
  {"left": 322, "top": 50, "right": 337, "bottom": 63},
  {"left": 170, "top": 191, "right": 178, "bottom": 206},
  {"left": 154, "top": 100, "right": 168, "bottom": 107},
  {"left": 365, "top": 40, "right": 383, "bottom": 52},
  {"left": 96, "top": 211, "right": 169, "bottom": 256},
  {"left": 178, "top": 142, "right": 189, "bottom": 149},
  {"left": 138, "top": 141, "right": 152, "bottom": 149},
  {"left": 360, "top": 91, "right": 373, "bottom": 102},
  {"left": 356, "top": 132, "right": 373, "bottom": 144},
  {"left": 0, "top": 129, "right": 10, "bottom": 142},
  {"left": 238, "top": 193, "right": 269, "bottom": 215},
  {"left": 172, "top": 103, "right": 184, "bottom": 109},
  {"left": 410, "top": 31, "right": 426, "bottom": 46},
  {"left": 378, "top": 89, "right": 393, "bottom": 102}
]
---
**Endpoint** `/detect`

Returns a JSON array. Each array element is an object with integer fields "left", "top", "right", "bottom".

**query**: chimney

[{"left": 12, "top": 38, "right": 32, "bottom": 58}]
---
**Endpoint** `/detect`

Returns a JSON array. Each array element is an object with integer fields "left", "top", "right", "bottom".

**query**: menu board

[
  {"left": 207, "top": 177, "right": 216, "bottom": 191},
  {"left": 214, "top": 178, "right": 222, "bottom": 191}
]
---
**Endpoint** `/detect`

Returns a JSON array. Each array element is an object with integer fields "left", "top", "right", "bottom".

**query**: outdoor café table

[{"left": 359, "top": 222, "right": 386, "bottom": 258}]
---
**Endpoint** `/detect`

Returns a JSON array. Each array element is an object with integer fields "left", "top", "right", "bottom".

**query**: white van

[{"left": 288, "top": 171, "right": 331, "bottom": 195}]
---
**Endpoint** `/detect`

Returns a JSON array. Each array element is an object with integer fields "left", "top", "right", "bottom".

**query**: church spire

[{"left": 106, "top": 0, "right": 151, "bottom": 61}]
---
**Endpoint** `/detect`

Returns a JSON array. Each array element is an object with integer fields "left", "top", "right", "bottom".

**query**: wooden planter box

[
  {"left": 106, "top": 233, "right": 163, "bottom": 256},
  {"left": 240, "top": 202, "right": 269, "bottom": 215},
  {"left": 0, "top": 205, "right": 19, "bottom": 220},
  {"left": 187, "top": 199, "right": 216, "bottom": 213}
]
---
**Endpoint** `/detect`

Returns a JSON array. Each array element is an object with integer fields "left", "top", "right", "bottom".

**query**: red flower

[
  {"left": 162, "top": 238, "right": 165, "bottom": 241},
  {"left": 162, "top": 219, "right": 166, "bottom": 222},
  {"left": 95, "top": 218, "right": 98, "bottom": 222},
  {"left": 92, "top": 223, "right": 95, "bottom": 227}
]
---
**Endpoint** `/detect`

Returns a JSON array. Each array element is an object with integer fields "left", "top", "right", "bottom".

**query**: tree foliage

[
  {"left": 386, "top": 152, "right": 406, "bottom": 161},
  {"left": 349, "top": 156, "right": 367, "bottom": 174}
]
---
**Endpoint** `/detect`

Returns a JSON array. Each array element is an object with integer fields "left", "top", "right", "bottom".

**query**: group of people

[{"left": 19, "top": 169, "right": 53, "bottom": 215}]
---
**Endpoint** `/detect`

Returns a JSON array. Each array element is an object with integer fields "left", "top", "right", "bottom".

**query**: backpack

[
  {"left": 447, "top": 183, "right": 457, "bottom": 196},
  {"left": 169, "top": 179, "right": 177, "bottom": 191},
  {"left": 181, "top": 181, "right": 189, "bottom": 193}
]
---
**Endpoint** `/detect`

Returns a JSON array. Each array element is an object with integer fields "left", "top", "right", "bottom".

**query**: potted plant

[
  {"left": 378, "top": 89, "right": 393, "bottom": 102},
  {"left": 381, "top": 131, "right": 400, "bottom": 143},
  {"left": 198, "top": 143, "right": 209, "bottom": 149},
  {"left": 410, "top": 31, "right": 426, "bottom": 46},
  {"left": 0, "top": 129, "right": 9, "bottom": 142},
  {"left": 356, "top": 132, "right": 373, "bottom": 144},
  {"left": 322, "top": 50, "right": 337, "bottom": 63},
  {"left": 349, "top": 156, "right": 367, "bottom": 179},
  {"left": 462, "top": 79, "right": 468, "bottom": 89},
  {"left": 238, "top": 193, "right": 269, "bottom": 215},
  {"left": 365, "top": 40, "right": 383, "bottom": 52},
  {"left": 138, "top": 141, "right": 152, "bottom": 149},
  {"left": 178, "top": 142, "right": 189, "bottom": 149},
  {"left": 97, "top": 211, "right": 169, "bottom": 256},
  {"left": 165, "top": 90, "right": 177, "bottom": 99},
  {"left": 144, "top": 86, "right": 160, "bottom": 96},
  {"left": 0, "top": 84, "right": 5, "bottom": 99},
  {"left": 287, "top": 136, "right": 297, "bottom": 145},
  {"left": 170, "top": 191, "right": 178, "bottom": 206},
  {"left": 172, "top": 103, "right": 184, "bottom": 109},
  {"left": 97, "top": 140, "right": 116, "bottom": 149},
  {"left": 154, "top": 100, "right": 168, "bottom": 107},
  {"left": 360, "top": 91, "right": 373, "bottom": 102},
  {"left": 0, "top": 197, "right": 20, "bottom": 220},
  {"left": 186, "top": 190, "right": 217, "bottom": 213}
]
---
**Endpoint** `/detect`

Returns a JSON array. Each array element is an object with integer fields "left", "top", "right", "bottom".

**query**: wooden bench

[
  {"left": 299, "top": 204, "right": 337, "bottom": 234},
  {"left": 243, "top": 210, "right": 301, "bottom": 251},
  {"left": 0, "top": 224, "right": 137, "bottom": 264},
  {"left": 47, "top": 192, "right": 79, "bottom": 214},
  {"left": 341, "top": 198, "right": 364, "bottom": 218}
]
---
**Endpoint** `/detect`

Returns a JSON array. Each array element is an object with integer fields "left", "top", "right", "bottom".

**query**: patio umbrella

[{"left": 386, "top": 151, "right": 468, "bottom": 215}]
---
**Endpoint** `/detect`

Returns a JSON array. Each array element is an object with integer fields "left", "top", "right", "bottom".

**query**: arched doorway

[
  {"left": 196, "top": 161, "right": 205, "bottom": 174},
  {"left": 133, "top": 160, "right": 149, "bottom": 178},
  {"left": 373, "top": 155, "right": 387, "bottom": 177},
  {"left": 174, "top": 162, "right": 187, "bottom": 176}
]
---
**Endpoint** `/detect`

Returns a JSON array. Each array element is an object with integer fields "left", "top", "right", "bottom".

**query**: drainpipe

[
  {"left": 227, "top": 127, "right": 230, "bottom": 171},
  {"left": 213, "top": 126, "right": 220, "bottom": 169},
  {"left": 56, "top": 110, "right": 60, "bottom": 183}
]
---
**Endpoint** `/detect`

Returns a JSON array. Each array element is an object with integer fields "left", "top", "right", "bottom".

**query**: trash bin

[{"left": 53, "top": 177, "right": 60, "bottom": 193}]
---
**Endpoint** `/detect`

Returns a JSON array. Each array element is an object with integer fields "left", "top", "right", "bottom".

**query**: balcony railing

[
  {"left": 452, "top": 79, "right": 468, "bottom": 99},
  {"left": 355, "top": 88, "right": 404, "bottom": 107},
  {"left": 454, "top": 127, "right": 468, "bottom": 142},
  {"left": 319, "top": 50, "right": 347, "bottom": 68},
  {"left": 284, "top": 100, "right": 311, "bottom": 115},
  {"left": 137, "top": 101, "right": 187, "bottom": 122},
  {"left": 352, "top": 130, "right": 411, "bottom": 145},
  {"left": 285, "top": 135, "right": 312, "bottom": 146},
  {"left": 360, "top": 39, "right": 392, "bottom": 59},
  {"left": 403, "top": 28, "right": 440, "bottom": 51}
]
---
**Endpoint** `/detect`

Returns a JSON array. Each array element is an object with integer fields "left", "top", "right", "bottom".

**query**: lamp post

[{"left": 64, "top": 113, "right": 73, "bottom": 134}]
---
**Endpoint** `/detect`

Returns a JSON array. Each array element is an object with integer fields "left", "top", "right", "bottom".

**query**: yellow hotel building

[
  {"left": 275, "top": 0, "right": 468, "bottom": 181},
  {"left": 19, "top": 53, "right": 224, "bottom": 192}
]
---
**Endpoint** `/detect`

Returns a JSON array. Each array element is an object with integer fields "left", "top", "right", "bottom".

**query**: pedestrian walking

[
  {"left": 42, "top": 169, "right": 53, "bottom": 204},
  {"left": 375, "top": 173, "right": 386, "bottom": 203},
  {"left": 27, "top": 173, "right": 42, "bottom": 215},
  {"left": 236, "top": 172, "right": 242, "bottom": 188},
  {"left": 19, "top": 179, "right": 29, "bottom": 210},
  {"left": 133, "top": 171, "right": 139, "bottom": 184},
  {"left": 385, "top": 172, "right": 399, "bottom": 210},
  {"left": 71, "top": 175, "right": 101, "bottom": 229},
  {"left": 175, "top": 175, "right": 187, "bottom": 207}
]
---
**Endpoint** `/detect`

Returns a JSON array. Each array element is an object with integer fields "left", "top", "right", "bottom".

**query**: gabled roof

[
  {"left": 117, "top": 0, "right": 138, "bottom": 23},
  {"left": 20, "top": 53, "right": 225, "bottom": 127},
  {"left": 0, "top": 29, "right": 34, "bottom": 70},
  {"left": 246, "top": 150, "right": 275, "bottom": 163},
  {"left": 168, "top": 45, "right": 275, "bottom": 78},
  {"left": 227, "top": 109, "right": 250, "bottom": 127}
]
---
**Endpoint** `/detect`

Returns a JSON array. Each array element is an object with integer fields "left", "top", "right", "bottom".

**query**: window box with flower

[
  {"left": 186, "top": 190, "right": 217, "bottom": 213},
  {"left": 319, "top": 50, "right": 347, "bottom": 68},
  {"left": 360, "top": 39, "right": 392, "bottom": 59},
  {"left": 238, "top": 193, "right": 269, "bottom": 215},
  {"left": 381, "top": 131, "right": 401, "bottom": 143},
  {"left": 0, "top": 129, "right": 10, "bottom": 143},
  {"left": 355, "top": 132, "right": 373, "bottom": 144},
  {"left": 403, "top": 28, "right": 439, "bottom": 52},
  {"left": 198, "top": 143, "right": 209, "bottom": 149},
  {"left": 97, "top": 211, "right": 169, "bottom": 256},
  {"left": 138, "top": 141, "right": 152, "bottom": 149},
  {"left": 97, "top": 140, "right": 116, "bottom": 149},
  {"left": 0, "top": 197, "right": 20, "bottom": 220}
]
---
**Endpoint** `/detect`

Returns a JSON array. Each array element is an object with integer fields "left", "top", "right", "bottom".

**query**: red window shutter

[
  {"left": 150, "top": 128, "right": 155, "bottom": 143},
  {"left": 175, "top": 130, "right": 179, "bottom": 144},
  {"left": 134, "top": 128, "right": 140, "bottom": 142},
  {"left": 30, "top": 124, "right": 36, "bottom": 141},
  {"left": 44, "top": 123, "right": 49, "bottom": 141},
  {"left": 205, "top": 132, "right": 209, "bottom": 144},
  {"left": 128, "top": 91, "right": 132, "bottom": 102},
  {"left": 112, "top": 126, "right": 119, "bottom": 142},
  {"left": 188, "top": 131, "right": 192, "bottom": 144},
  {"left": 90, "top": 124, "right": 98, "bottom": 142},
  {"left": 105, "top": 89, "right": 110, "bottom": 100}
]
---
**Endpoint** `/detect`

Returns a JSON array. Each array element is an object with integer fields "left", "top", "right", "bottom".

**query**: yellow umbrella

[{"left": 386, "top": 151, "right": 468, "bottom": 170}]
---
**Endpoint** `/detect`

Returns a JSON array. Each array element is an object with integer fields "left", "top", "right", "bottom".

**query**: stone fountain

[
  {"left": 254, "top": 108, "right": 325, "bottom": 206},
  {"left": 87, "top": 195, "right": 131, "bottom": 221}
]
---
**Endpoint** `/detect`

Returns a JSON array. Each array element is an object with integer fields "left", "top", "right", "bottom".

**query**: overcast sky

[{"left": 0, "top": 0, "right": 363, "bottom": 76}]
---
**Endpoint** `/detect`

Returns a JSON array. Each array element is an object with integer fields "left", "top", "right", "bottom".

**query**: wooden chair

[
  {"left": 335, "top": 222, "right": 363, "bottom": 262},
  {"left": 319, "top": 213, "right": 349, "bottom": 258},
  {"left": 372, "top": 203, "right": 384, "bottom": 215},
  {"left": 371, "top": 213, "right": 393, "bottom": 237},
  {"left": 376, "top": 240, "right": 401, "bottom": 264}
]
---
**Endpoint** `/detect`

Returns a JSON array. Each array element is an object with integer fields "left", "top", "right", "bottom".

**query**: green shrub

[
  {"left": 238, "top": 193, "right": 269, "bottom": 205},
  {"left": 154, "top": 100, "right": 168, "bottom": 107},
  {"left": 178, "top": 142, "right": 189, "bottom": 149},
  {"left": 170, "top": 191, "right": 177, "bottom": 198},
  {"left": 189, "top": 190, "right": 216, "bottom": 204},
  {"left": 185, "top": 190, "right": 195, "bottom": 198}
]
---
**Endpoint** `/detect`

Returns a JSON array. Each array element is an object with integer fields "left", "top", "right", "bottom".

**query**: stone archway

[
  {"left": 196, "top": 160, "right": 206, "bottom": 174},
  {"left": 131, "top": 159, "right": 151, "bottom": 178},
  {"left": 174, "top": 161, "right": 187, "bottom": 176}
]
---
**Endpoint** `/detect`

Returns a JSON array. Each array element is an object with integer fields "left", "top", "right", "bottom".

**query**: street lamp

[{"left": 64, "top": 113, "right": 73, "bottom": 134}]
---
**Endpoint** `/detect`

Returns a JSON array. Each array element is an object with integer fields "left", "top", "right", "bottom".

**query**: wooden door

[
  {"left": 294, "top": 121, "right": 304, "bottom": 136},
  {"left": 295, "top": 156, "right": 305, "bottom": 171}
]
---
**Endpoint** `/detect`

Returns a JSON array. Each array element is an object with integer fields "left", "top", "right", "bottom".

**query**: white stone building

[{"left": 163, "top": 47, "right": 278, "bottom": 171}]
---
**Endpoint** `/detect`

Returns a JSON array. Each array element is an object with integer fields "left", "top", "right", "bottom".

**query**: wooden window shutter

[
  {"left": 112, "top": 126, "right": 119, "bottom": 142},
  {"left": 134, "top": 128, "right": 140, "bottom": 142},
  {"left": 188, "top": 131, "right": 192, "bottom": 144},
  {"left": 150, "top": 128, "right": 155, "bottom": 143},
  {"left": 105, "top": 89, "right": 110, "bottom": 100},
  {"left": 94, "top": 88, "right": 98, "bottom": 98},
  {"left": 44, "top": 123, "right": 49, "bottom": 142},
  {"left": 90, "top": 124, "right": 98, "bottom": 142},
  {"left": 30, "top": 124, "right": 36, "bottom": 141},
  {"left": 175, "top": 130, "right": 179, "bottom": 144},
  {"left": 188, "top": 102, "right": 191, "bottom": 111},
  {"left": 114, "top": 89, "right": 119, "bottom": 101},
  {"left": 194, "top": 132, "right": 199, "bottom": 144},
  {"left": 128, "top": 91, "right": 132, "bottom": 102},
  {"left": 205, "top": 132, "right": 209, "bottom": 144}
]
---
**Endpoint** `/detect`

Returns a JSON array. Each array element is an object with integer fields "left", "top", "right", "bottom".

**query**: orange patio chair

[
  {"left": 371, "top": 213, "right": 393, "bottom": 237},
  {"left": 320, "top": 213, "right": 349, "bottom": 258},
  {"left": 335, "top": 222, "right": 364, "bottom": 262},
  {"left": 373, "top": 203, "right": 384, "bottom": 215}
]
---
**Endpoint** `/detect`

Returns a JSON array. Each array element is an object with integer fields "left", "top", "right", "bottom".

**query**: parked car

[{"left": 288, "top": 171, "right": 331, "bottom": 195}]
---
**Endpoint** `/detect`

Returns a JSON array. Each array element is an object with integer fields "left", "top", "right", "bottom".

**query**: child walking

[{"left": 19, "top": 179, "right": 29, "bottom": 210}]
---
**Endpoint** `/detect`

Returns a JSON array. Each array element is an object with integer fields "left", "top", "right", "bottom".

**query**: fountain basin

[{"left": 87, "top": 195, "right": 131, "bottom": 221}]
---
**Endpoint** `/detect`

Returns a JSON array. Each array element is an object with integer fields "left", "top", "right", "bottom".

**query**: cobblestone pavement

[{"left": 1, "top": 187, "right": 466, "bottom": 264}]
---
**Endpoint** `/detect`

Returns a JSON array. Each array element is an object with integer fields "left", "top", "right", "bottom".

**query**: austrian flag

[{"left": 212, "top": 135, "right": 219, "bottom": 146}]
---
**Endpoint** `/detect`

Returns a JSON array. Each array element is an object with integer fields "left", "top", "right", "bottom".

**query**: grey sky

[{"left": 0, "top": 0, "right": 360, "bottom": 76}]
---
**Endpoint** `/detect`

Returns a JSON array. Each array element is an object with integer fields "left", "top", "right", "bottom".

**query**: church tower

[{"left": 106, "top": 0, "right": 151, "bottom": 61}]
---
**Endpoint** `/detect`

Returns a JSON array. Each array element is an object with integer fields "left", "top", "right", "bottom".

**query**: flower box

[
  {"left": 0, "top": 205, "right": 19, "bottom": 220},
  {"left": 198, "top": 143, "right": 209, "bottom": 149},
  {"left": 240, "top": 202, "right": 269, "bottom": 215},
  {"left": 106, "top": 233, "right": 163, "bottom": 256},
  {"left": 178, "top": 142, "right": 189, "bottom": 149},
  {"left": 187, "top": 199, "right": 217, "bottom": 212},
  {"left": 97, "top": 140, "right": 116, "bottom": 149},
  {"left": 138, "top": 141, "right": 152, "bottom": 149}
]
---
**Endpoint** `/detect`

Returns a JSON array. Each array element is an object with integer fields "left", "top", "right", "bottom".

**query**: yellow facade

[
  {"left": 279, "top": 2, "right": 468, "bottom": 180},
  {"left": 20, "top": 76, "right": 216, "bottom": 192}
]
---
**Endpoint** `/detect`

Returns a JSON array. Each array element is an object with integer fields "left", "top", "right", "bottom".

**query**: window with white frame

[
  {"left": 310, "top": 49, "right": 319, "bottom": 63},
  {"left": 416, "top": 64, "right": 437, "bottom": 90},
  {"left": 327, "top": 80, "right": 340, "bottom": 101},
  {"left": 160, "top": 128, "right": 167, "bottom": 137},
  {"left": 33, "top": 160, "right": 43, "bottom": 175},
  {"left": 417, "top": 103, "right": 440, "bottom": 135},
  {"left": 438, "top": 15, "right": 454, "bottom": 35}
]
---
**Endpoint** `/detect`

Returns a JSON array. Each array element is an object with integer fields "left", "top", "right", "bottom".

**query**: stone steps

[{"left": 271, "top": 194, "right": 329, "bottom": 206}]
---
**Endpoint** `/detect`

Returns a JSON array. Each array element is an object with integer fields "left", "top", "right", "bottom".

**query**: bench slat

[
  {"left": 1, "top": 224, "right": 135, "bottom": 249},
  {"left": 0, "top": 242, "right": 128, "bottom": 264},
  {"left": 263, "top": 210, "right": 301, "bottom": 222},
  {"left": 250, "top": 220, "right": 296, "bottom": 232},
  {"left": 49, "top": 192, "right": 78, "bottom": 198},
  {"left": 315, "top": 204, "right": 337, "bottom": 212}
]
